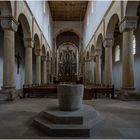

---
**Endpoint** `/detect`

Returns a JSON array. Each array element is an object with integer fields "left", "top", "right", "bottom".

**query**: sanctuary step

[{"left": 33, "top": 105, "right": 105, "bottom": 137}]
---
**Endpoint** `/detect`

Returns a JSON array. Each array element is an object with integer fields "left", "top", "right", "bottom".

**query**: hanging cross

[{"left": 15, "top": 52, "right": 22, "bottom": 74}]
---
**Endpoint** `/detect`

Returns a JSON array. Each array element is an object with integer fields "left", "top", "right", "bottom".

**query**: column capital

[
  {"left": 95, "top": 48, "right": 102, "bottom": 56},
  {"left": 119, "top": 16, "right": 138, "bottom": 32},
  {"left": 0, "top": 16, "right": 18, "bottom": 32},
  {"left": 85, "top": 58, "right": 91, "bottom": 62},
  {"left": 47, "top": 59, "right": 51, "bottom": 62},
  {"left": 35, "top": 49, "right": 42, "bottom": 56},
  {"left": 24, "top": 38, "right": 33, "bottom": 48},
  {"left": 42, "top": 56, "right": 47, "bottom": 61},
  {"left": 90, "top": 55, "right": 95, "bottom": 61},
  {"left": 103, "top": 38, "right": 114, "bottom": 48}
]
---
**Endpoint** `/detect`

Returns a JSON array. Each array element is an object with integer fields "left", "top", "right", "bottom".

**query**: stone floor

[{"left": 0, "top": 98, "right": 140, "bottom": 139}]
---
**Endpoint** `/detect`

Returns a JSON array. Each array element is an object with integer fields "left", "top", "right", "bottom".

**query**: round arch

[
  {"left": 18, "top": 13, "right": 31, "bottom": 39},
  {"left": 58, "top": 42, "right": 77, "bottom": 49},
  {"left": 34, "top": 34, "right": 40, "bottom": 49},
  {"left": 56, "top": 31, "right": 80, "bottom": 49},
  {"left": 55, "top": 28, "right": 81, "bottom": 38},
  {"left": 86, "top": 51, "right": 89, "bottom": 59},
  {"left": 91, "top": 44, "right": 95, "bottom": 56},
  {"left": 96, "top": 34, "right": 103, "bottom": 49},
  {"left": 106, "top": 14, "right": 120, "bottom": 38},
  {"left": 47, "top": 51, "right": 50, "bottom": 60},
  {"left": 42, "top": 45, "right": 47, "bottom": 56}
]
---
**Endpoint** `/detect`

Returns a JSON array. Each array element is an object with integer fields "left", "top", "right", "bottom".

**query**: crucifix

[{"left": 15, "top": 52, "right": 22, "bottom": 74}]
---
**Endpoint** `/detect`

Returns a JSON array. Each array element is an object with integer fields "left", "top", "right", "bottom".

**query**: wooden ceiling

[{"left": 48, "top": 1, "right": 88, "bottom": 21}]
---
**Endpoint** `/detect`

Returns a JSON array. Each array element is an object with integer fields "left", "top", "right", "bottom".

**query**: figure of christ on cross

[{"left": 15, "top": 52, "right": 22, "bottom": 74}]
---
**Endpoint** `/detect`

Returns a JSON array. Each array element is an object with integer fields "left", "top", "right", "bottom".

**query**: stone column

[
  {"left": 47, "top": 59, "right": 50, "bottom": 83},
  {"left": 24, "top": 38, "right": 33, "bottom": 86},
  {"left": 95, "top": 49, "right": 102, "bottom": 84},
  {"left": 103, "top": 38, "right": 114, "bottom": 86},
  {"left": 51, "top": 58, "right": 54, "bottom": 84},
  {"left": 85, "top": 59, "right": 90, "bottom": 83},
  {"left": 84, "top": 60, "right": 87, "bottom": 84},
  {"left": 56, "top": 51, "right": 59, "bottom": 80},
  {"left": 35, "top": 49, "right": 42, "bottom": 85},
  {"left": 1, "top": 17, "right": 18, "bottom": 100},
  {"left": 88, "top": 60, "right": 91, "bottom": 83},
  {"left": 82, "top": 60, "right": 84, "bottom": 84},
  {"left": 89, "top": 56, "right": 95, "bottom": 83},
  {"left": 41, "top": 56, "right": 47, "bottom": 84},
  {"left": 119, "top": 16, "right": 138, "bottom": 90}
]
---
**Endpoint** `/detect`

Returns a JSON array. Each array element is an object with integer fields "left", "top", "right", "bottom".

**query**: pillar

[
  {"left": 119, "top": 16, "right": 138, "bottom": 90},
  {"left": 88, "top": 60, "right": 91, "bottom": 82},
  {"left": 51, "top": 58, "right": 54, "bottom": 84},
  {"left": 47, "top": 59, "right": 50, "bottom": 83},
  {"left": 90, "top": 56, "right": 95, "bottom": 83},
  {"left": 42, "top": 56, "right": 47, "bottom": 84},
  {"left": 83, "top": 60, "right": 87, "bottom": 84},
  {"left": 24, "top": 38, "right": 33, "bottom": 86},
  {"left": 103, "top": 38, "right": 114, "bottom": 86},
  {"left": 35, "top": 49, "right": 42, "bottom": 84},
  {"left": 84, "top": 60, "right": 87, "bottom": 83},
  {"left": 1, "top": 17, "right": 18, "bottom": 100},
  {"left": 95, "top": 49, "right": 102, "bottom": 84}
]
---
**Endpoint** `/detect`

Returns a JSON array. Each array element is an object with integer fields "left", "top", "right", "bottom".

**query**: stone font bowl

[{"left": 57, "top": 84, "right": 84, "bottom": 111}]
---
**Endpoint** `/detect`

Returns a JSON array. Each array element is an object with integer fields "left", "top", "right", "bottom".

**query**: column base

[
  {"left": 118, "top": 88, "right": 140, "bottom": 101},
  {"left": 0, "top": 86, "right": 18, "bottom": 101}
]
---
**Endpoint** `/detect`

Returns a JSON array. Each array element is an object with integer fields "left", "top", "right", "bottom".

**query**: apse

[{"left": 56, "top": 31, "right": 79, "bottom": 82}]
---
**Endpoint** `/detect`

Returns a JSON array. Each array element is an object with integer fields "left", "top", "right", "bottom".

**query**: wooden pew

[
  {"left": 23, "top": 84, "right": 114, "bottom": 99},
  {"left": 93, "top": 85, "right": 114, "bottom": 99},
  {"left": 23, "top": 84, "right": 57, "bottom": 98},
  {"left": 84, "top": 87, "right": 93, "bottom": 100}
]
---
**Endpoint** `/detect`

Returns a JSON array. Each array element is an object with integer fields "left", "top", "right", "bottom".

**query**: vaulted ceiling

[{"left": 48, "top": 1, "right": 88, "bottom": 21}]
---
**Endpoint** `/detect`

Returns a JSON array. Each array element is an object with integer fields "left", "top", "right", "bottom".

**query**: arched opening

[
  {"left": 14, "top": 13, "right": 31, "bottom": 93},
  {"left": 91, "top": 45, "right": 94, "bottom": 56},
  {"left": 18, "top": 14, "right": 31, "bottom": 39},
  {"left": 86, "top": 51, "right": 89, "bottom": 60},
  {"left": 15, "top": 20, "right": 25, "bottom": 91},
  {"left": 107, "top": 14, "right": 122, "bottom": 89},
  {"left": 56, "top": 31, "right": 80, "bottom": 82},
  {"left": 106, "top": 14, "right": 119, "bottom": 39}
]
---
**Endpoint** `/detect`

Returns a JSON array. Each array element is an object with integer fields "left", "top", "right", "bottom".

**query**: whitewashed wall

[
  {"left": 83, "top": 1, "right": 111, "bottom": 48},
  {"left": 54, "top": 21, "right": 83, "bottom": 37},
  {"left": 26, "top": 1, "right": 53, "bottom": 48}
]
